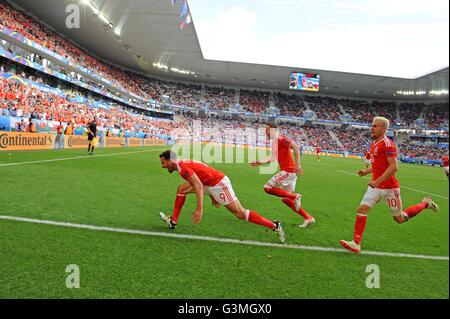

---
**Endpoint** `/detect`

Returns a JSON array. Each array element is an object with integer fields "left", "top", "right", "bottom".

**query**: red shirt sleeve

[
  {"left": 178, "top": 162, "right": 195, "bottom": 181},
  {"left": 385, "top": 143, "right": 397, "bottom": 158}
]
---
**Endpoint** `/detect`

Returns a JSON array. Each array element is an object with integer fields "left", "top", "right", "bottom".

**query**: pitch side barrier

[{"left": 0, "top": 131, "right": 166, "bottom": 151}]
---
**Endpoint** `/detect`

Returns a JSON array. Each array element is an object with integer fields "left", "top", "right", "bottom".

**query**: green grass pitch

[{"left": 0, "top": 146, "right": 448, "bottom": 298}]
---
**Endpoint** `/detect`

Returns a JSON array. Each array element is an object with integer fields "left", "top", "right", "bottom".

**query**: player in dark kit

[{"left": 86, "top": 118, "right": 98, "bottom": 156}]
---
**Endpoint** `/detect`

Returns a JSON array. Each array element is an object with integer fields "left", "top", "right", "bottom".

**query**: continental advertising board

[
  {"left": 64, "top": 135, "right": 91, "bottom": 149},
  {"left": 0, "top": 132, "right": 54, "bottom": 151}
]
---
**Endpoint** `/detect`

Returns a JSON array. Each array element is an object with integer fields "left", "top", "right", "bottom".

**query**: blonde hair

[{"left": 373, "top": 117, "right": 390, "bottom": 130}]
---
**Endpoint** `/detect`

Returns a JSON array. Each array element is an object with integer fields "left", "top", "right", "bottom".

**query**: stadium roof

[{"left": 8, "top": 0, "right": 450, "bottom": 101}]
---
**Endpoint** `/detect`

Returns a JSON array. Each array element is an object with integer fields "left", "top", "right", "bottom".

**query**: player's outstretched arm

[
  {"left": 290, "top": 141, "right": 304, "bottom": 176},
  {"left": 189, "top": 173, "right": 204, "bottom": 224},
  {"left": 251, "top": 158, "right": 271, "bottom": 167}
]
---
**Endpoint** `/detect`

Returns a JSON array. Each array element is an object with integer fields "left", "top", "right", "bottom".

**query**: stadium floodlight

[
  {"left": 153, "top": 63, "right": 169, "bottom": 71},
  {"left": 429, "top": 90, "right": 449, "bottom": 96},
  {"left": 98, "top": 13, "right": 110, "bottom": 24},
  {"left": 81, "top": 0, "right": 100, "bottom": 16}
]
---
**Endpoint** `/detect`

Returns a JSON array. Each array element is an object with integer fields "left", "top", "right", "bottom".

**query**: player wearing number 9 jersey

[
  {"left": 158, "top": 151, "right": 286, "bottom": 243},
  {"left": 339, "top": 117, "right": 440, "bottom": 253}
]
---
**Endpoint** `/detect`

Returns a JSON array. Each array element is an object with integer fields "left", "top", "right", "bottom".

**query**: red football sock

[
  {"left": 353, "top": 214, "right": 367, "bottom": 245},
  {"left": 298, "top": 208, "right": 312, "bottom": 220},
  {"left": 171, "top": 193, "right": 186, "bottom": 224},
  {"left": 264, "top": 187, "right": 296, "bottom": 200},
  {"left": 282, "top": 198, "right": 313, "bottom": 220},
  {"left": 248, "top": 210, "right": 276, "bottom": 230},
  {"left": 403, "top": 202, "right": 428, "bottom": 220}
]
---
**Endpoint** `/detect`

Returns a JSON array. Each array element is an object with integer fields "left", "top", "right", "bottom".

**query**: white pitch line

[
  {"left": 400, "top": 175, "right": 448, "bottom": 181},
  {"left": 0, "top": 149, "right": 165, "bottom": 168},
  {"left": 0, "top": 215, "right": 448, "bottom": 261},
  {"left": 339, "top": 170, "right": 449, "bottom": 200}
]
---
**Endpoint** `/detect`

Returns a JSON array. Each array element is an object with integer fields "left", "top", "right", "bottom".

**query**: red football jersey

[
  {"left": 443, "top": 156, "right": 449, "bottom": 167},
  {"left": 177, "top": 160, "right": 224, "bottom": 186},
  {"left": 272, "top": 135, "right": 296, "bottom": 173},
  {"left": 370, "top": 137, "right": 400, "bottom": 189},
  {"left": 365, "top": 151, "right": 371, "bottom": 160},
  {"left": 316, "top": 147, "right": 321, "bottom": 154}
]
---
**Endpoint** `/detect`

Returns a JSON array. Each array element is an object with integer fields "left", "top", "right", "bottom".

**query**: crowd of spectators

[
  {"left": 423, "top": 103, "right": 449, "bottom": 129},
  {"left": 240, "top": 89, "right": 270, "bottom": 114},
  {"left": 331, "top": 128, "right": 371, "bottom": 154},
  {"left": 0, "top": 0, "right": 151, "bottom": 98},
  {"left": 305, "top": 96, "right": 342, "bottom": 121},
  {"left": 272, "top": 92, "right": 306, "bottom": 117},
  {"left": 204, "top": 86, "right": 235, "bottom": 110},
  {"left": 399, "top": 142, "right": 448, "bottom": 160},
  {"left": 302, "top": 126, "right": 342, "bottom": 151},
  {"left": 2, "top": 64, "right": 447, "bottom": 159},
  {"left": 149, "top": 80, "right": 202, "bottom": 107},
  {"left": 398, "top": 103, "right": 424, "bottom": 126},
  {"left": 340, "top": 99, "right": 397, "bottom": 124},
  {"left": 0, "top": 61, "right": 181, "bottom": 136}
]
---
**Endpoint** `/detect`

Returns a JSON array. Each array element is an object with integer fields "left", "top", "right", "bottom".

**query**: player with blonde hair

[{"left": 339, "top": 117, "right": 440, "bottom": 253}]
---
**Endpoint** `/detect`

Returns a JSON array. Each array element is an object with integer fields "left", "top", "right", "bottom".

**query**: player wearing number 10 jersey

[
  {"left": 158, "top": 151, "right": 286, "bottom": 243},
  {"left": 339, "top": 117, "right": 440, "bottom": 253}
]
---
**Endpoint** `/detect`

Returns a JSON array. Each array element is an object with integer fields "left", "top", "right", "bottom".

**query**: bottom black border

[{"left": 1, "top": 299, "right": 447, "bottom": 317}]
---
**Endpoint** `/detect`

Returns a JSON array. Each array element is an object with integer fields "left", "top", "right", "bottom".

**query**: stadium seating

[
  {"left": 1, "top": 56, "right": 448, "bottom": 161},
  {"left": 0, "top": 0, "right": 448, "bottom": 161}
]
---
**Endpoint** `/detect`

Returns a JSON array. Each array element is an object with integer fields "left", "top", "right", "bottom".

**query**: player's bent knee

[
  {"left": 177, "top": 185, "right": 185, "bottom": 194},
  {"left": 177, "top": 183, "right": 190, "bottom": 194},
  {"left": 226, "top": 203, "right": 244, "bottom": 220},
  {"left": 230, "top": 208, "right": 245, "bottom": 220},
  {"left": 231, "top": 207, "right": 249, "bottom": 221},
  {"left": 357, "top": 207, "right": 370, "bottom": 215}
]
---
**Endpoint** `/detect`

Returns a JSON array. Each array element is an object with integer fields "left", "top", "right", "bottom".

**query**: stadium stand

[{"left": 0, "top": 0, "right": 448, "bottom": 162}]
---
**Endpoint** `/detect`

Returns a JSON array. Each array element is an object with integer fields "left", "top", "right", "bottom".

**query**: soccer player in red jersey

[
  {"left": 316, "top": 145, "right": 321, "bottom": 161},
  {"left": 364, "top": 150, "right": 371, "bottom": 169},
  {"left": 442, "top": 155, "right": 449, "bottom": 179},
  {"left": 158, "top": 150, "right": 286, "bottom": 243},
  {"left": 339, "top": 117, "right": 440, "bottom": 253},
  {"left": 251, "top": 123, "right": 315, "bottom": 228}
]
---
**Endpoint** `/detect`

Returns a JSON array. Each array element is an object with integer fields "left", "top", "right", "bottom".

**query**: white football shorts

[
  {"left": 265, "top": 171, "right": 298, "bottom": 193},
  {"left": 361, "top": 186, "right": 403, "bottom": 216},
  {"left": 205, "top": 176, "right": 238, "bottom": 206}
]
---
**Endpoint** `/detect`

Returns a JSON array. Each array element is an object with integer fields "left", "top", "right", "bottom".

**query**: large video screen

[{"left": 289, "top": 72, "right": 320, "bottom": 92}]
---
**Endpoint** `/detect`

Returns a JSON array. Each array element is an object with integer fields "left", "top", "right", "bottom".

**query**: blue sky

[{"left": 188, "top": 0, "right": 449, "bottom": 78}]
